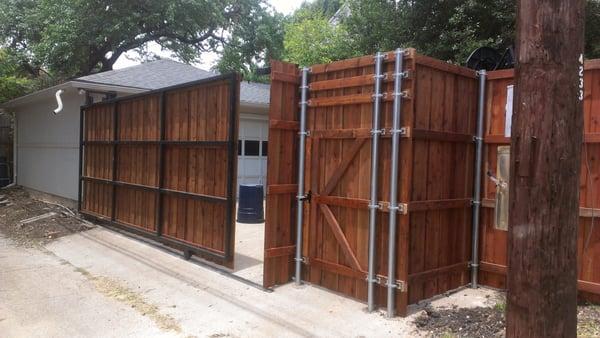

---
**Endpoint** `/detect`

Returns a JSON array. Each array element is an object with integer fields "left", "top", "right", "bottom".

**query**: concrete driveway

[{"left": 0, "top": 227, "right": 420, "bottom": 338}]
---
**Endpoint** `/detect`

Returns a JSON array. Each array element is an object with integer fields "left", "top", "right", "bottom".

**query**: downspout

[
  {"left": 470, "top": 69, "right": 487, "bottom": 287},
  {"left": 53, "top": 89, "right": 65, "bottom": 114},
  {"left": 367, "top": 52, "right": 385, "bottom": 312}
]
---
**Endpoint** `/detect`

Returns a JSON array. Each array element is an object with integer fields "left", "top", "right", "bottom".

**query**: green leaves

[
  {"left": 283, "top": 14, "right": 357, "bottom": 66},
  {"left": 0, "top": 0, "right": 271, "bottom": 77}
]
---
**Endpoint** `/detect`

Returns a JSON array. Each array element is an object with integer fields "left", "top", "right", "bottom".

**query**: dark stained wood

[
  {"left": 81, "top": 77, "right": 239, "bottom": 268},
  {"left": 264, "top": 49, "right": 476, "bottom": 316},
  {"left": 479, "top": 64, "right": 600, "bottom": 307},
  {"left": 507, "top": 2, "right": 584, "bottom": 335}
]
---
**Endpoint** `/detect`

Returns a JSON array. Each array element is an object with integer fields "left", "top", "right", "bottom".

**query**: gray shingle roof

[{"left": 76, "top": 59, "right": 269, "bottom": 106}]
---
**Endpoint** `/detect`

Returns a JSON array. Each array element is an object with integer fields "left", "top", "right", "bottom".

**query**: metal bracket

[
  {"left": 476, "top": 69, "right": 487, "bottom": 77},
  {"left": 387, "top": 203, "right": 408, "bottom": 215},
  {"left": 389, "top": 127, "right": 408, "bottom": 136},
  {"left": 299, "top": 85, "right": 309, "bottom": 90},
  {"left": 294, "top": 256, "right": 310, "bottom": 264},
  {"left": 299, "top": 101, "right": 310, "bottom": 106},
  {"left": 473, "top": 136, "right": 483, "bottom": 143},
  {"left": 370, "top": 128, "right": 386, "bottom": 136},
  {"left": 377, "top": 276, "right": 407, "bottom": 292},
  {"left": 374, "top": 53, "right": 387, "bottom": 60},
  {"left": 297, "top": 191, "right": 311, "bottom": 202},
  {"left": 471, "top": 199, "right": 481, "bottom": 206},
  {"left": 368, "top": 203, "right": 382, "bottom": 210},
  {"left": 392, "top": 90, "right": 410, "bottom": 98},
  {"left": 468, "top": 262, "right": 479, "bottom": 268},
  {"left": 372, "top": 93, "right": 384, "bottom": 100},
  {"left": 298, "top": 130, "right": 311, "bottom": 137},
  {"left": 366, "top": 275, "right": 382, "bottom": 284},
  {"left": 393, "top": 71, "right": 409, "bottom": 79}
]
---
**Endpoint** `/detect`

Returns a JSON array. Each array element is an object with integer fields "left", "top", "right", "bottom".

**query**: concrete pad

[
  {"left": 1, "top": 226, "right": 502, "bottom": 337},
  {"left": 233, "top": 220, "right": 264, "bottom": 285}
]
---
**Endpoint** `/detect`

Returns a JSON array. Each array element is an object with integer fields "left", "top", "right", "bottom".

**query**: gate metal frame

[{"left": 78, "top": 73, "right": 240, "bottom": 263}]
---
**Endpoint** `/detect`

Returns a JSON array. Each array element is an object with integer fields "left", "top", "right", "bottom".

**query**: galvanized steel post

[
  {"left": 471, "top": 69, "right": 487, "bottom": 288},
  {"left": 386, "top": 48, "right": 406, "bottom": 318},
  {"left": 367, "top": 52, "right": 385, "bottom": 311},
  {"left": 295, "top": 67, "right": 310, "bottom": 285}
]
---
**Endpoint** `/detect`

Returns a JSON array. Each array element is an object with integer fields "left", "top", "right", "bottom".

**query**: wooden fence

[
  {"left": 265, "top": 51, "right": 479, "bottom": 316},
  {"left": 479, "top": 60, "right": 600, "bottom": 302},
  {"left": 79, "top": 74, "right": 239, "bottom": 267}
]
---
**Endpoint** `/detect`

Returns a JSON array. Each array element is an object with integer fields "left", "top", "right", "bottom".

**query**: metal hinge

[
  {"left": 377, "top": 276, "right": 407, "bottom": 292},
  {"left": 294, "top": 256, "right": 310, "bottom": 264},
  {"left": 389, "top": 127, "right": 409, "bottom": 136},
  {"left": 384, "top": 202, "right": 408, "bottom": 215},
  {"left": 297, "top": 190, "right": 312, "bottom": 202}
]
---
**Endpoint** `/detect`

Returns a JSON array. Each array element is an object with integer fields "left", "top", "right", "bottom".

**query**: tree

[
  {"left": 283, "top": 13, "right": 357, "bottom": 67},
  {"left": 342, "top": 0, "right": 599, "bottom": 64},
  {"left": 0, "top": 0, "right": 270, "bottom": 77},
  {"left": 215, "top": 8, "right": 284, "bottom": 83},
  {"left": 0, "top": 49, "right": 34, "bottom": 103},
  {"left": 506, "top": 0, "right": 584, "bottom": 336}
]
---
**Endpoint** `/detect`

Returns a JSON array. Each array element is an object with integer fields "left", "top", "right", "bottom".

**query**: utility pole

[{"left": 507, "top": 0, "right": 585, "bottom": 337}]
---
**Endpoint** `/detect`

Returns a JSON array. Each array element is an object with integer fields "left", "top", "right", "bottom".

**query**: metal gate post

[
  {"left": 471, "top": 69, "right": 487, "bottom": 288},
  {"left": 386, "top": 48, "right": 406, "bottom": 317},
  {"left": 367, "top": 52, "right": 385, "bottom": 311},
  {"left": 294, "top": 67, "right": 310, "bottom": 285}
]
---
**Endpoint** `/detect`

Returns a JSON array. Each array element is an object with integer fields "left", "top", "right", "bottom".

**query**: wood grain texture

[
  {"left": 81, "top": 77, "right": 238, "bottom": 267},
  {"left": 266, "top": 49, "right": 477, "bottom": 316},
  {"left": 479, "top": 65, "right": 600, "bottom": 304}
]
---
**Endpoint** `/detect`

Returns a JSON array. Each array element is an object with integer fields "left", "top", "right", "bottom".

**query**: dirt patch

[
  {"left": 579, "top": 302, "right": 600, "bottom": 337},
  {"left": 0, "top": 187, "right": 93, "bottom": 246},
  {"left": 414, "top": 305, "right": 504, "bottom": 337},
  {"left": 414, "top": 295, "right": 600, "bottom": 337},
  {"left": 73, "top": 266, "right": 182, "bottom": 333}
]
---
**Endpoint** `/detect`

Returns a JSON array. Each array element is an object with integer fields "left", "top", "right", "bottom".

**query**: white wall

[
  {"left": 14, "top": 90, "right": 269, "bottom": 202},
  {"left": 15, "top": 88, "right": 84, "bottom": 200}
]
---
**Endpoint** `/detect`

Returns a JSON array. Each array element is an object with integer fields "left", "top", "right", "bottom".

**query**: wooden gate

[
  {"left": 79, "top": 74, "right": 240, "bottom": 267},
  {"left": 265, "top": 52, "right": 478, "bottom": 316}
]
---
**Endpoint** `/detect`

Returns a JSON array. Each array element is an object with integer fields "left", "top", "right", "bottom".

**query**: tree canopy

[
  {"left": 1, "top": 0, "right": 599, "bottom": 103},
  {"left": 0, "top": 0, "right": 272, "bottom": 78}
]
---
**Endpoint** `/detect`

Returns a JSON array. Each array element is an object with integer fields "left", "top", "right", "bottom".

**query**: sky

[{"left": 113, "top": 0, "right": 304, "bottom": 70}]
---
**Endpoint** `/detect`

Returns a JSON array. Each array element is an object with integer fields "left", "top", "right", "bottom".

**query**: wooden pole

[{"left": 507, "top": 0, "right": 585, "bottom": 336}]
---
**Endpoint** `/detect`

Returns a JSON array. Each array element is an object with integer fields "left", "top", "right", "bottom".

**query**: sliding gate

[
  {"left": 265, "top": 53, "right": 478, "bottom": 316},
  {"left": 79, "top": 74, "right": 240, "bottom": 268}
]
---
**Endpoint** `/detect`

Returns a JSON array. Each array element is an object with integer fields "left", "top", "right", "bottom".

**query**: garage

[{"left": 237, "top": 116, "right": 268, "bottom": 189}]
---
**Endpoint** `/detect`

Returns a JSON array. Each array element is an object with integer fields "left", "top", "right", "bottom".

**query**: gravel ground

[
  {"left": 414, "top": 294, "right": 600, "bottom": 338},
  {"left": 0, "top": 187, "right": 93, "bottom": 246}
]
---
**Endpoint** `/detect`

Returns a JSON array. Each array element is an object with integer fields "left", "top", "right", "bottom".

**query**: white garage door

[{"left": 237, "top": 117, "right": 268, "bottom": 192}]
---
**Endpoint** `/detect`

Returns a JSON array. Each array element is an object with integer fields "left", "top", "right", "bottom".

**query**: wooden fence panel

[
  {"left": 266, "top": 51, "right": 478, "bottom": 316},
  {"left": 479, "top": 62, "right": 600, "bottom": 301},
  {"left": 80, "top": 75, "right": 239, "bottom": 267},
  {"left": 263, "top": 61, "right": 300, "bottom": 288}
]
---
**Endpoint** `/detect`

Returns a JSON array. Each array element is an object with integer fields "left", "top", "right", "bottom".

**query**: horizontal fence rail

[{"left": 79, "top": 74, "right": 240, "bottom": 267}]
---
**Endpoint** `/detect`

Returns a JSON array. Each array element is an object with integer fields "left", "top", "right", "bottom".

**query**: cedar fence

[
  {"left": 478, "top": 60, "right": 600, "bottom": 302},
  {"left": 79, "top": 74, "right": 240, "bottom": 267},
  {"left": 264, "top": 51, "right": 600, "bottom": 316}
]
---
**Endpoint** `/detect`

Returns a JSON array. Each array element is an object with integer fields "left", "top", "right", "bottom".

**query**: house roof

[
  {"left": 77, "top": 59, "right": 270, "bottom": 106},
  {"left": 1, "top": 59, "right": 270, "bottom": 109}
]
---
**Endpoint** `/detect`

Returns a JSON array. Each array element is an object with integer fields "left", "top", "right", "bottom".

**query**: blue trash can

[{"left": 237, "top": 184, "right": 265, "bottom": 223}]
